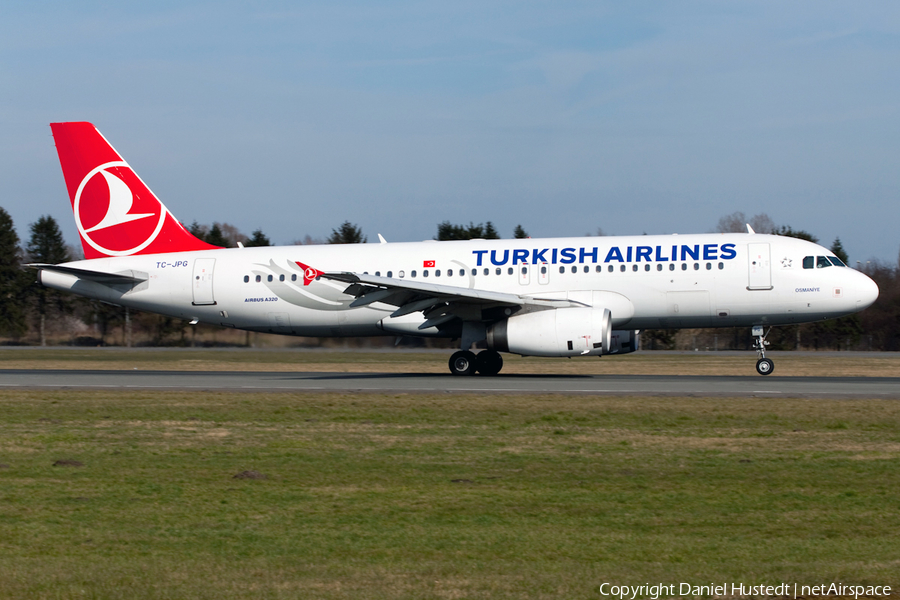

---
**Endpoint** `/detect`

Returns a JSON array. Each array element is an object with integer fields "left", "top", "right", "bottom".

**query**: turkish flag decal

[{"left": 423, "top": 260, "right": 435, "bottom": 268}]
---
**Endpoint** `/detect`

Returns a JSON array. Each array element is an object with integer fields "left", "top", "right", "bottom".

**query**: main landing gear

[
  {"left": 448, "top": 350, "right": 504, "bottom": 376},
  {"left": 752, "top": 325, "right": 774, "bottom": 376}
]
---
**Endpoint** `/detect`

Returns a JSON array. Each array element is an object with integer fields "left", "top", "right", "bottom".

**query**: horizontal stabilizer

[{"left": 28, "top": 263, "right": 148, "bottom": 285}]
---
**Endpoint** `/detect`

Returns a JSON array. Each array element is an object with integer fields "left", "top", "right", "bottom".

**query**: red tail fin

[{"left": 50, "top": 122, "right": 220, "bottom": 259}]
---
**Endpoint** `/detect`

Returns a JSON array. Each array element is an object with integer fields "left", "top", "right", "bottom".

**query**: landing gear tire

[
  {"left": 756, "top": 358, "right": 774, "bottom": 376},
  {"left": 752, "top": 326, "right": 773, "bottom": 376},
  {"left": 449, "top": 350, "right": 477, "bottom": 376},
  {"left": 475, "top": 350, "right": 503, "bottom": 376}
]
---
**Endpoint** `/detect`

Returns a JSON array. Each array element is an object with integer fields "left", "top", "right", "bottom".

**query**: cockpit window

[
  {"left": 803, "top": 256, "right": 814, "bottom": 269},
  {"left": 816, "top": 256, "right": 832, "bottom": 268},
  {"left": 828, "top": 256, "right": 846, "bottom": 267}
]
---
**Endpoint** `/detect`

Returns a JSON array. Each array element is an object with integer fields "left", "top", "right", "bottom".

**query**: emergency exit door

[
  {"left": 192, "top": 258, "right": 216, "bottom": 305},
  {"left": 747, "top": 243, "right": 772, "bottom": 290}
]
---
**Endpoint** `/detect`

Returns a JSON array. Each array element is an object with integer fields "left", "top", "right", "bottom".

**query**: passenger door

[
  {"left": 747, "top": 243, "right": 772, "bottom": 290},
  {"left": 192, "top": 258, "right": 216, "bottom": 305}
]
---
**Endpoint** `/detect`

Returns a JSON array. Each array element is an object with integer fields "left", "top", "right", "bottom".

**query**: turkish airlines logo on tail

[
  {"left": 74, "top": 161, "right": 166, "bottom": 256},
  {"left": 295, "top": 261, "right": 321, "bottom": 286}
]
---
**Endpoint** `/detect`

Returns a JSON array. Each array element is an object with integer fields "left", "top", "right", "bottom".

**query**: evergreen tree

[
  {"left": 0, "top": 207, "right": 26, "bottom": 339},
  {"left": 205, "top": 223, "right": 228, "bottom": 247},
  {"left": 435, "top": 221, "right": 502, "bottom": 241},
  {"left": 830, "top": 237, "right": 849, "bottom": 264},
  {"left": 513, "top": 224, "right": 529, "bottom": 239},
  {"left": 327, "top": 221, "right": 367, "bottom": 244},
  {"left": 244, "top": 228, "right": 272, "bottom": 247},
  {"left": 25, "top": 216, "right": 72, "bottom": 345},
  {"left": 189, "top": 221, "right": 208, "bottom": 240},
  {"left": 482, "top": 221, "right": 500, "bottom": 239}
]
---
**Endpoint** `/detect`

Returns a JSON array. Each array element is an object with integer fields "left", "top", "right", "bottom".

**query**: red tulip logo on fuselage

[
  {"left": 74, "top": 161, "right": 166, "bottom": 256},
  {"left": 295, "top": 262, "right": 321, "bottom": 285}
]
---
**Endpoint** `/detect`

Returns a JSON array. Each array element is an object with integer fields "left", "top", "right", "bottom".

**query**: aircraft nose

[{"left": 856, "top": 272, "right": 879, "bottom": 310}]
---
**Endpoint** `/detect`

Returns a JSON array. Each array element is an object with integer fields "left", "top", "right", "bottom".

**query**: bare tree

[{"left": 715, "top": 212, "right": 775, "bottom": 234}]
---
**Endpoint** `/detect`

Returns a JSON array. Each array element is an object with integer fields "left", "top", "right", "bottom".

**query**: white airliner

[{"left": 33, "top": 122, "right": 879, "bottom": 376}]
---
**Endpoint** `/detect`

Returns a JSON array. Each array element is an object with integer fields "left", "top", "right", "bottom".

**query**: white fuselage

[{"left": 40, "top": 232, "right": 879, "bottom": 339}]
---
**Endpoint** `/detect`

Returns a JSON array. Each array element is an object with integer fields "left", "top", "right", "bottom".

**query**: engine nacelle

[
  {"left": 608, "top": 330, "right": 640, "bottom": 355},
  {"left": 486, "top": 307, "right": 612, "bottom": 357}
]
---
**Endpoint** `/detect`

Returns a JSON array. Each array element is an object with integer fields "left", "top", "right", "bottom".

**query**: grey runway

[{"left": 1, "top": 369, "right": 898, "bottom": 397}]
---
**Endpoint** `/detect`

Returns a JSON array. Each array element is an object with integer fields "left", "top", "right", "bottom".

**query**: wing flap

[{"left": 322, "top": 271, "right": 541, "bottom": 308}]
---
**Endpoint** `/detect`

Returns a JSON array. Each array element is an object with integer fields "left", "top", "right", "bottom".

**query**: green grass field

[{"left": 1, "top": 390, "right": 898, "bottom": 599}]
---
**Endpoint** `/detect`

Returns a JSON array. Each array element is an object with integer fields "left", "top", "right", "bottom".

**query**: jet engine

[{"left": 486, "top": 307, "right": 612, "bottom": 357}]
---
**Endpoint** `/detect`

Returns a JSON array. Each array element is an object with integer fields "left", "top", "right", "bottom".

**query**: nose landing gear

[{"left": 752, "top": 325, "right": 774, "bottom": 376}]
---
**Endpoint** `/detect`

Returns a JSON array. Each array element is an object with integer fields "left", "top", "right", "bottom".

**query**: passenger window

[
  {"left": 583, "top": 266, "right": 589, "bottom": 273},
  {"left": 375, "top": 271, "right": 380, "bottom": 277},
  {"left": 279, "top": 274, "right": 285, "bottom": 281},
  {"left": 435, "top": 269, "right": 441, "bottom": 277},
  {"left": 243, "top": 275, "right": 249, "bottom": 283},
  {"left": 559, "top": 266, "right": 565, "bottom": 274},
  {"left": 411, "top": 270, "right": 417, "bottom": 277},
  {"left": 681, "top": 264, "right": 687, "bottom": 271},
  {"left": 571, "top": 266, "right": 577, "bottom": 274},
  {"left": 644, "top": 264, "right": 650, "bottom": 271},
  {"left": 483, "top": 268, "right": 489, "bottom": 276},
  {"left": 706, "top": 263, "right": 711, "bottom": 270},
  {"left": 802, "top": 256, "right": 814, "bottom": 269},
  {"left": 608, "top": 265, "right": 614, "bottom": 273},
  {"left": 472, "top": 269, "right": 477, "bottom": 276},
  {"left": 267, "top": 275, "right": 273, "bottom": 282},
  {"left": 495, "top": 267, "right": 501, "bottom": 275},
  {"left": 828, "top": 257, "right": 845, "bottom": 267},
  {"left": 387, "top": 271, "right": 393, "bottom": 278},
  {"left": 522, "top": 267, "right": 527, "bottom": 275},
  {"left": 399, "top": 270, "right": 405, "bottom": 278},
  {"left": 508, "top": 267, "right": 513, "bottom": 275},
  {"left": 669, "top": 264, "right": 675, "bottom": 271},
  {"left": 255, "top": 275, "right": 261, "bottom": 282},
  {"left": 694, "top": 263, "right": 699, "bottom": 270},
  {"left": 292, "top": 274, "right": 297, "bottom": 281},
  {"left": 718, "top": 262, "right": 723, "bottom": 270},
  {"left": 620, "top": 265, "right": 626, "bottom": 272},
  {"left": 423, "top": 270, "right": 429, "bottom": 277},
  {"left": 459, "top": 269, "right": 465, "bottom": 276},
  {"left": 596, "top": 265, "right": 602, "bottom": 273},
  {"left": 541, "top": 266, "right": 547, "bottom": 274},
  {"left": 657, "top": 264, "right": 662, "bottom": 271},
  {"left": 816, "top": 256, "right": 831, "bottom": 268},
  {"left": 632, "top": 265, "right": 638, "bottom": 272}
]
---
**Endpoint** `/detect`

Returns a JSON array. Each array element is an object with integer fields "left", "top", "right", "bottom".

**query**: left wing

[{"left": 321, "top": 271, "right": 578, "bottom": 330}]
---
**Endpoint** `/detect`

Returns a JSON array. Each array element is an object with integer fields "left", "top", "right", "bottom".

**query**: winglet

[
  {"left": 378, "top": 233, "right": 387, "bottom": 244},
  {"left": 746, "top": 224, "right": 756, "bottom": 234}
]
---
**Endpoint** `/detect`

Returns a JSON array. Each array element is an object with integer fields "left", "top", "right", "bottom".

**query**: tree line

[{"left": 1, "top": 207, "right": 897, "bottom": 350}]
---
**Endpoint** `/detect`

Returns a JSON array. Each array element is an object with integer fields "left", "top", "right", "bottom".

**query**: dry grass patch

[{"left": 2, "top": 348, "right": 899, "bottom": 376}]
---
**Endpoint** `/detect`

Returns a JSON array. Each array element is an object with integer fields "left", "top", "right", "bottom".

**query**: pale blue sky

[{"left": 2, "top": 1, "right": 899, "bottom": 263}]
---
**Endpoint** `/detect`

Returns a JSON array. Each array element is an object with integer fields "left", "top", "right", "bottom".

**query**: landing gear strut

[
  {"left": 448, "top": 349, "right": 504, "bottom": 376},
  {"left": 752, "top": 325, "right": 774, "bottom": 376}
]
